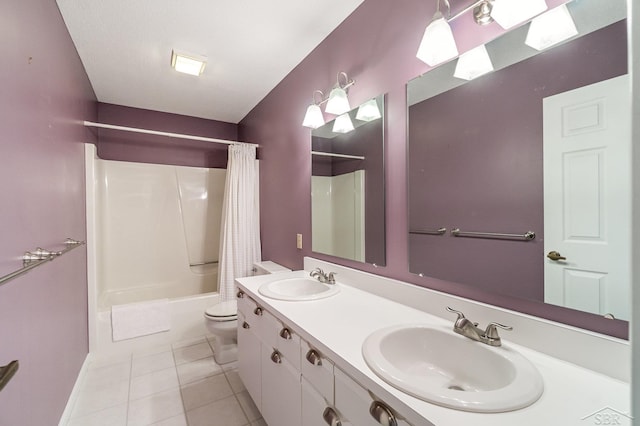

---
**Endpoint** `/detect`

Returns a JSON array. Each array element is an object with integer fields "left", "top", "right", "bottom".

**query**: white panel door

[{"left": 543, "top": 74, "right": 631, "bottom": 320}]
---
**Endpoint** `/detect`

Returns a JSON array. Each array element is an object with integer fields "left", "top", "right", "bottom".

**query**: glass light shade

[
  {"left": 525, "top": 4, "right": 578, "bottom": 51},
  {"left": 416, "top": 12, "right": 459, "bottom": 67},
  {"left": 325, "top": 87, "right": 351, "bottom": 115},
  {"left": 491, "top": 0, "right": 547, "bottom": 29},
  {"left": 302, "top": 104, "right": 325, "bottom": 129},
  {"left": 171, "top": 50, "right": 206, "bottom": 76},
  {"left": 454, "top": 45, "right": 494, "bottom": 81},
  {"left": 356, "top": 99, "right": 382, "bottom": 122},
  {"left": 332, "top": 113, "right": 355, "bottom": 134}
]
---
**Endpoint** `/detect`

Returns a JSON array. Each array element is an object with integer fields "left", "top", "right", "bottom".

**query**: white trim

[
  {"left": 84, "top": 144, "right": 98, "bottom": 353},
  {"left": 83, "top": 121, "right": 258, "bottom": 147}
]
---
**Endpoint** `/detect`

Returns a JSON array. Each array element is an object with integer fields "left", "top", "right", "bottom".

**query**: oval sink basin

[
  {"left": 259, "top": 277, "right": 340, "bottom": 301},
  {"left": 362, "top": 324, "right": 543, "bottom": 413}
]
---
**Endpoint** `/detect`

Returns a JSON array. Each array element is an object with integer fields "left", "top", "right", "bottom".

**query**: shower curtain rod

[
  {"left": 83, "top": 121, "right": 259, "bottom": 147},
  {"left": 311, "top": 151, "right": 365, "bottom": 160}
]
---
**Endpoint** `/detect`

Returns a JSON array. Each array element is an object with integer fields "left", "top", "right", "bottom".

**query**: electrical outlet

[{"left": 296, "top": 233, "right": 303, "bottom": 249}]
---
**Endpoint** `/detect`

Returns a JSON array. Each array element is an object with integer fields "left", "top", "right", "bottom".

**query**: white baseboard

[{"left": 58, "top": 353, "right": 91, "bottom": 426}]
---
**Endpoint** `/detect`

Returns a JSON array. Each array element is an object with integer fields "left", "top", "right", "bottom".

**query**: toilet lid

[{"left": 205, "top": 300, "right": 238, "bottom": 320}]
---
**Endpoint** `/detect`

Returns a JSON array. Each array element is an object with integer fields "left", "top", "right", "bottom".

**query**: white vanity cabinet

[
  {"left": 237, "top": 290, "right": 302, "bottom": 426},
  {"left": 237, "top": 288, "right": 412, "bottom": 426}
]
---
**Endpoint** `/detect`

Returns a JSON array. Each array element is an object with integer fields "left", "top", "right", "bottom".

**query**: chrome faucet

[
  {"left": 310, "top": 268, "right": 337, "bottom": 284},
  {"left": 446, "top": 307, "right": 512, "bottom": 347}
]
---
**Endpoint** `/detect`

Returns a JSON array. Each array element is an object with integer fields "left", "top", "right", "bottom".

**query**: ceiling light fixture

[
  {"left": 525, "top": 4, "right": 578, "bottom": 51},
  {"left": 302, "top": 90, "right": 326, "bottom": 129},
  {"left": 356, "top": 98, "right": 382, "bottom": 122},
  {"left": 416, "top": 0, "right": 458, "bottom": 67},
  {"left": 454, "top": 44, "right": 494, "bottom": 80},
  {"left": 171, "top": 50, "right": 207, "bottom": 76},
  {"left": 325, "top": 72, "right": 355, "bottom": 115}
]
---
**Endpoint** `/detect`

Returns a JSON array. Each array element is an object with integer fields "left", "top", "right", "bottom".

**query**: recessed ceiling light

[{"left": 171, "top": 50, "right": 206, "bottom": 76}]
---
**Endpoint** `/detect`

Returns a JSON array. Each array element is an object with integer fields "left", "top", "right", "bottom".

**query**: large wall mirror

[
  {"left": 407, "top": 0, "right": 629, "bottom": 329},
  {"left": 311, "top": 94, "right": 386, "bottom": 266}
]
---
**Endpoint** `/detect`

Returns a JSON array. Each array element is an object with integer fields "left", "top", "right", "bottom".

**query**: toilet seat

[{"left": 205, "top": 300, "right": 238, "bottom": 322}]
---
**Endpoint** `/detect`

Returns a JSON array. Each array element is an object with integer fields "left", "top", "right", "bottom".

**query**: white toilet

[{"left": 205, "top": 261, "right": 290, "bottom": 364}]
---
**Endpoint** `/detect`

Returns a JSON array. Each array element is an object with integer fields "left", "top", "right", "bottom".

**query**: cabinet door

[
  {"left": 302, "top": 378, "right": 351, "bottom": 426},
  {"left": 237, "top": 312, "right": 262, "bottom": 407},
  {"left": 335, "top": 368, "right": 412, "bottom": 426},
  {"left": 301, "top": 340, "right": 334, "bottom": 404},
  {"left": 261, "top": 346, "right": 301, "bottom": 426}
]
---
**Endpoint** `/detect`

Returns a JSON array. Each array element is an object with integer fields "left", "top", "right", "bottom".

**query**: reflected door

[{"left": 543, "top": 74, "right": 630, "bottom": 320}]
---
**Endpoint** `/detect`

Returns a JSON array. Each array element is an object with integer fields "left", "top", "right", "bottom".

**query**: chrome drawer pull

[
  {"left": 270, "top": 350, "right": 282, "bottom": 364},
  {"left": 253, "top": 307, "right": 263, "bottom": 316},
  {"left": 279, "top": 327, "right": 292, "bottom": 340},
  {"left": 322, "top": 407, "right": 342, "bottom": 426},
  {"left": 305, "top": 349, "right": 322, "bottom": 366},
  {"left": 236, "top": 290, "right": 245, "bottom": 299},
  {"left": 242, "top": 321, "right": 250, "bottom": 329},
  {"left": 370, "top": 401, "right": 398, "bottom": 426}
]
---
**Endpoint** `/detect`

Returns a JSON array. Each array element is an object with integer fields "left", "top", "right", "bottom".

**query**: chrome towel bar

[
  {"left": 0, "top": 239, "right": 85, "bottom": 287},
  {"left": 451, "top": 228, "right": 535, "bottom": 241},
  {"left": 0, "top": 360, "right": 19, "bottom": 392},
  {"left": 409, "top": 227, "right": 447, "bottom": 235}
]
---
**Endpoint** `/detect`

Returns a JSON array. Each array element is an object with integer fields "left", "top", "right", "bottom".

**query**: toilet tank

[{"left": 252, "top": 261, "right": 291, "bottom": 276}]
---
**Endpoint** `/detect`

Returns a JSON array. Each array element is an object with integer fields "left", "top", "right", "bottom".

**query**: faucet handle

[
  {"left": 310, "top": 267, "right": 324, "bottom": 277},
  {"left": 484, "top": 322, "right": 513, "bottom": 339},
  {"left": 446, "top": 306, "right": 466, "bottom": 320},
  {"left": 327, "top": 272, "right": 337, "bottom": 284}
]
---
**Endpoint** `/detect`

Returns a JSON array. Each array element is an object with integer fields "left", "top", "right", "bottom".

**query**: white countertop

[{"left": 236, "top": 270, "right": 630, "bottom": 426}]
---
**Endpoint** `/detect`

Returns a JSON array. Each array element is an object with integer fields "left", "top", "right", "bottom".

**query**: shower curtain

[{"left": 218, "top": 144, "right": 262, "bottom": 301}]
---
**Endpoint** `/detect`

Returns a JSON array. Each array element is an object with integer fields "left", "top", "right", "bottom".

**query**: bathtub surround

[{"left": 218, "top": 144, "right": 262, "bottom": 301}]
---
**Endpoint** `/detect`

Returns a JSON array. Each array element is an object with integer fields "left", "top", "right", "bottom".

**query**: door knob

[{"left": 547, "top": 251, "right": 566, "bottom": 261}]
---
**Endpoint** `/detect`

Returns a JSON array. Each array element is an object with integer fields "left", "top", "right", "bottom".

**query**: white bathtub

[
  {"left": 85, "top": 144, "right": 226, "bottom": 354},
  {"left": 94, "top": 292, "right": 220, "bottom": 357}
]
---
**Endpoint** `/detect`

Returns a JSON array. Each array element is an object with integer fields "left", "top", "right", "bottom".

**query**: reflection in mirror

[
  {"left": 407, "top": 0, "right": 630, "bottom": 326},
  {"left": 311, "top": 95, "right": 385, "bottom": 266}
]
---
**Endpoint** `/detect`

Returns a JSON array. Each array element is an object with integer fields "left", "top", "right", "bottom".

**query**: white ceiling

[{"left": 56, "top": 0, "right": 365, "bottom": 123}]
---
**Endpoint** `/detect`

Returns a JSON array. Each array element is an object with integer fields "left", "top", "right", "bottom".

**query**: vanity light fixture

[
  {"left": 332, "top": 113, "right": 355, "bottom": 134},
  {"left": 454, "top": 44, "right": 494, "bottom": 80},
  {"left": 325, "top": 72, "right": 355, "bottom": 115},
  {"left": 525, "top": 4, "right": 578, "bottom": 51},
  {"left": 490, "top": 0, "right": 547, "bottom": 30},
  {"left": 302, "top": 90, "right": 326, "bottom": 129},
  {"left": 171, "top": 50, "right": 206, "bottom": 76},
  {"left": 356, "top": 98, "right": 382, "bottom": 122},
  {"left": 416, "top": 0, "right": 458, "bottom": 66}
]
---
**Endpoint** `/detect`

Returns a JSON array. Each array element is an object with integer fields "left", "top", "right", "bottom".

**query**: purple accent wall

[
  {"left": 408, "top": 22, "right": 627, "bottom": 302},
  {"left": 96, "top": 103, "right": 238, "bottom": 168},
  {"left": 0, "top": 1, "right": 97, "bottom": 425},
  {"left": 312, "top": 117, "right": 385, "bottom": 265},
  {"left": 239, "top": 0, "right": 628, "bottom": 338}
]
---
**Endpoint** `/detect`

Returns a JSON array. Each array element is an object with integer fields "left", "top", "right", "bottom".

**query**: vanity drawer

[
  {"left": 301, "top": 340, "right": 334, "bottom": 404},
  {"left": 335, "top": 368, "right": 411, "bottom": 426},
  {"left": 236, "top": 288, "right": 256, "bottom": 318},
  {"left": 276, "top": 323, "right": 301, "bottom": 370}
]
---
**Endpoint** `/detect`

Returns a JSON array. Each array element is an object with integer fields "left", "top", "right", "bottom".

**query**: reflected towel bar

[
  {"left": 451, "top": 228, "right": 535, "bottom": 241},
  {"left": 189, "top": 261, "right": 219, "bottom": 267},
  {"left": 0, "top": 239, "right": 85, "bottom": 287},
  {"left": 410, "top": 227, "right": 447, "bottom": 235}
]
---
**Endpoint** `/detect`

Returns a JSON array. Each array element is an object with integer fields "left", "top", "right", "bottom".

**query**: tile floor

[{"left": 65, "top": 336, "right": 267, "bottom": 426}]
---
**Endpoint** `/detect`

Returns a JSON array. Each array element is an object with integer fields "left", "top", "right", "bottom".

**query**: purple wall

[
  {"left": 239, "top": 0, "right": 627, "bottom": 338},
  {"left": 408, "top": 22, "right": 627, "bottom": 302},
  {"left": 96, "top": 103, "right": 238, "bottom": 168},
  {"left": 0, "top": 1, "right": 97, "bottom": 425}
]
